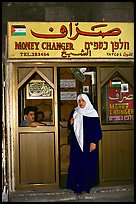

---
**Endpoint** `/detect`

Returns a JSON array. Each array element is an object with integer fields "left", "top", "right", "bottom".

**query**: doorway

[{"left": 58, "top": 67, "right": 97, "bottom": 188}]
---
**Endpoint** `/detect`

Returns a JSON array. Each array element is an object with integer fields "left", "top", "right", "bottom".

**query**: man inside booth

[{"left": 20, "top": 106, "right": 45, "bottom": 127}]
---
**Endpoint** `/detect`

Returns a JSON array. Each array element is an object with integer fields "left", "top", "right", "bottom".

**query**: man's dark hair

[
  {"left": 36, "top": 111, "right": 44, "bottom": 121},
  {"left": 24, "top": 106, "right": 38, "bottom": 115},
  {"left": 37, "top": 111, "right": 44, "bottom": 117}
]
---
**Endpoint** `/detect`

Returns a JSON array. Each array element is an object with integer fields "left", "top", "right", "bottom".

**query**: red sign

[{"left": 107, "top": 84, "right": 134, "bottom": 122}]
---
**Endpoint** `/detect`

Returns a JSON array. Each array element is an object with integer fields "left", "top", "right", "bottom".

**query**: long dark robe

[{"left": 67, "top": 109, "right": 102, "bottom": 193}]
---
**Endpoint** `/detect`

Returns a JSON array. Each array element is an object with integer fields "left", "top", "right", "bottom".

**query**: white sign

[
  {"left": 26, "top": 80, "right": 53, "bottom": 99},
  {"left": 60, "top": 79, "right": 76, "bottom": 88},
  {"left": 83, "top": 86, "right": 89, "bottom": 93},
  {"left": 121, "top": 83, "right": 129, "bottom": 92},
  {"left": 61, "top": 92, "right": 77, "bottom": 100}
]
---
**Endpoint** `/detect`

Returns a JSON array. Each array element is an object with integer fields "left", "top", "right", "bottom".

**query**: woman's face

[{"left": 78, "top": 97, "right": 86, "bottom": 108}]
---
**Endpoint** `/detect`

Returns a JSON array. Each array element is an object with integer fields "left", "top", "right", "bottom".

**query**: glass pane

[
  {"left": 18, "top": 70, "right": 54, "bottom": 126},
  {"left": 101, "top": 72, "right": 134, "bottom": 124}
]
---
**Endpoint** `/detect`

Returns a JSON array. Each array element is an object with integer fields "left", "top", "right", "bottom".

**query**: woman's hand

[
  {"left": 70, "top": 118, "right": 74, "bottom": 125},
  {"left": 89, "top": 143, "right": 96, "bottom": 152}
]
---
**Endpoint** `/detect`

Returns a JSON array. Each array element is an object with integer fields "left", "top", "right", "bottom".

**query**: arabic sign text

[{"left": 108, "top": 86, "right": 134, "bottom": 122}]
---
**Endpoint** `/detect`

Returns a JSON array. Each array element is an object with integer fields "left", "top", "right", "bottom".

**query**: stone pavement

[{"left": 3, "top": 185, "right": 134, "bottom": 202}]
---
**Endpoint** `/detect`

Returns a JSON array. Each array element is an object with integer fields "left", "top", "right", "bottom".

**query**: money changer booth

[{"left": 5, "top": 22, "right": 134, "bottom": 191}]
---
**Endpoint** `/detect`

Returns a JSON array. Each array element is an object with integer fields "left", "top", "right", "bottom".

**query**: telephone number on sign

[{"left": 19, "top": 52, "right": 50, "bottom": 57}]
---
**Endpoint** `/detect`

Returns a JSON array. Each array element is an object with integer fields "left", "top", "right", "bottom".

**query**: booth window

[
  {"left": 101, "top": 72, "right": 134, "bottom": 124},
  {"left": 18, "top": 69, "right": 54, "bottom": 126}
]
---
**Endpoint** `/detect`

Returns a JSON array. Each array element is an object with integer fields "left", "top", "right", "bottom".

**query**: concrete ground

[{"left": 3, "top": 185, "right": 134, "bottom": 202}]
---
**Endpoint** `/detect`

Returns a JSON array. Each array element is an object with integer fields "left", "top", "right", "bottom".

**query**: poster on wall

[
  {"left": 26, "top": 80, "right": 53, "bottom": 99},
  {"left": 107, "top": 80, "right": 134, "bottom": 122},
  {"left": 60, "top": 79, "right": 76, "bottom": 88},
  {"left": 60, "top": 92, "right": 77, "bottom": 100}
]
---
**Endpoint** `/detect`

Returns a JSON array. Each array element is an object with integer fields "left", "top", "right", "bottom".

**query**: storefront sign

[
  {"left": 108, "top": 82, "right": 134, "bottom": 122},
  {"left": 7, "top": 22, "right": 134, "bottom": 59}
]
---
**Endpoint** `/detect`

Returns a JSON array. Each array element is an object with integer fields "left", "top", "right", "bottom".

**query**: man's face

[{"left": 25, "top": 111, "right": 35, "bottom": 121}]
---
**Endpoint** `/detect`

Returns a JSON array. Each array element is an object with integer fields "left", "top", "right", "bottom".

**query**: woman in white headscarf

[{"left": 67, "top": 94, "right": 102, "bottom": 194}]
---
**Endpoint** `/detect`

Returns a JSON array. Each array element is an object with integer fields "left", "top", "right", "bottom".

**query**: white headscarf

[{"left": 73, "top": 94, "right": 98, "bottom": 151}]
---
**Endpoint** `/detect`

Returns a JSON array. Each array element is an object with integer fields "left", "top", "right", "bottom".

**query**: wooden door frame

[
  {"left": 6, "top": 61, "right": 59, "bottom": 190},
  {"left": 97, "top": 64, "right": 134, "bottom": 186}
]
